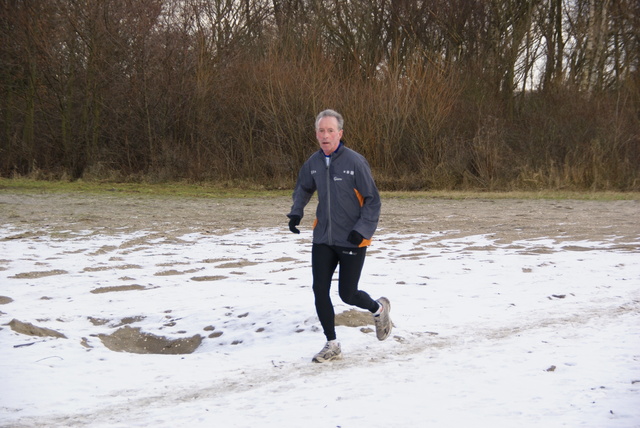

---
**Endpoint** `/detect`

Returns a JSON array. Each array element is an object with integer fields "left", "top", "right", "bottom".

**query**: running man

[{"left": 287, "top": 109, "right": 392, "bottom": 363}]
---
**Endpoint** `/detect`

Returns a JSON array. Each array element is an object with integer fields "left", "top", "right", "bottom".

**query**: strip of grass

[
  {"left": 0, "top": 178, "right": 290, "bottom": 198},
  {"left": 1, "top": 178, "right": 638, "bottom": 200}
]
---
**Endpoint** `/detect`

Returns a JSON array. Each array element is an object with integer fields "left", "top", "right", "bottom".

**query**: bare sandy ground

[{"left": 1, "top": 192, "right": 638, "bottom": 245}]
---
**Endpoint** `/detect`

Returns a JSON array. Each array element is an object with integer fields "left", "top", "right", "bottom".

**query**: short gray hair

[{"left": 315, "top": 109, "right": 344, "bottom": 130}]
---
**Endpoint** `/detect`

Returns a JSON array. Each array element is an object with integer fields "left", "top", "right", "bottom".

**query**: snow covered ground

[{"left": 1, "top": 223, "right": 639, "bottom": 427}]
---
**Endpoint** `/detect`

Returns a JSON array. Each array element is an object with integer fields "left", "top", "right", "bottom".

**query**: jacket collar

[{"left": 321, "top": 141, "right": 344, "bottom": 158}]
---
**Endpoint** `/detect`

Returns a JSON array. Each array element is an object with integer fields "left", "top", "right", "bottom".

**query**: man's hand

[
  {"left": 288, "top": 216, "right": 301, "bottom": 234},
  {"left": 347, "top": 230, "right": 364, "bottom": 246}
]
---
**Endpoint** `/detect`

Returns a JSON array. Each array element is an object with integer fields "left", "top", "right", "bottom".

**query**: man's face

[{"left": 316, "top": 116, "right": 343, "bottom": 155}]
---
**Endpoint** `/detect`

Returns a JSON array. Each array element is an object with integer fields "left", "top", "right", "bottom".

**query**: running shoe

[
  {"left": 312, "top": 341, "right": 342, "bottom": 363},
  {"left": 374, "top": 297, "right": 392, "bottom": 340}
]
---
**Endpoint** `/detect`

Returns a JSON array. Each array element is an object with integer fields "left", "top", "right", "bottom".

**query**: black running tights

[{"left": 311, "top": 243, "right": 379, "bottom": 341}]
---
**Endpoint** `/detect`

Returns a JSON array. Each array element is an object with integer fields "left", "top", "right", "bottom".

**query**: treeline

[{"left": 1, "top": 0, "right": 638, "bottom": 190}]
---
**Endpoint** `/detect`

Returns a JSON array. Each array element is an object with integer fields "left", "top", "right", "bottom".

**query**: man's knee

[{"left": 339, "top": 289, "right": 358, "bottom": 305}]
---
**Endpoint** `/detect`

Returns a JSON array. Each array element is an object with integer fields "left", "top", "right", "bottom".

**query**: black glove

[
  {"left": 347, "top": 230, "right": 364, "bottom": 246},
  {"left": 288, "top": 215, "right": 301, "bottom": 234}
]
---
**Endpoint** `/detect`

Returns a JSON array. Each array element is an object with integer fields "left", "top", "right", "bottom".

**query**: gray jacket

[{"left": 288, "top": 143, "right": 381, "bottom": 247}]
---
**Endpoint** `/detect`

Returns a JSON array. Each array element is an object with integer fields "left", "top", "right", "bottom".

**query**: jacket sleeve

[
  {"left": 288, "top": 158, "right": 316, "bottom": 219},
  {"left": 353, "top": 157, "right": 381, "bottom": 239}
]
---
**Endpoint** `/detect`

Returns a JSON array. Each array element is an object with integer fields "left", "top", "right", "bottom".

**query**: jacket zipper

[{"left": 326, "top": 155, "right": 332, "bottom": 245}]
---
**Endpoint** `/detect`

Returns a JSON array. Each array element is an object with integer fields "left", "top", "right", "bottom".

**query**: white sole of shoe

[
  {"left": 312, "top": 357, "right": 342, "bottom": 363},
  {"left": 312, "top": 353, "right": 343, "bottom": 363}
]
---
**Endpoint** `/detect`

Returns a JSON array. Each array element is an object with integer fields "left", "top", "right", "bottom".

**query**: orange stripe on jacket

[
  {"left": 354, "top": 188, "right": 365, "bottom": 207},
  {"left": 354, "top": 188, "right": 371, "bottom": 247}
]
